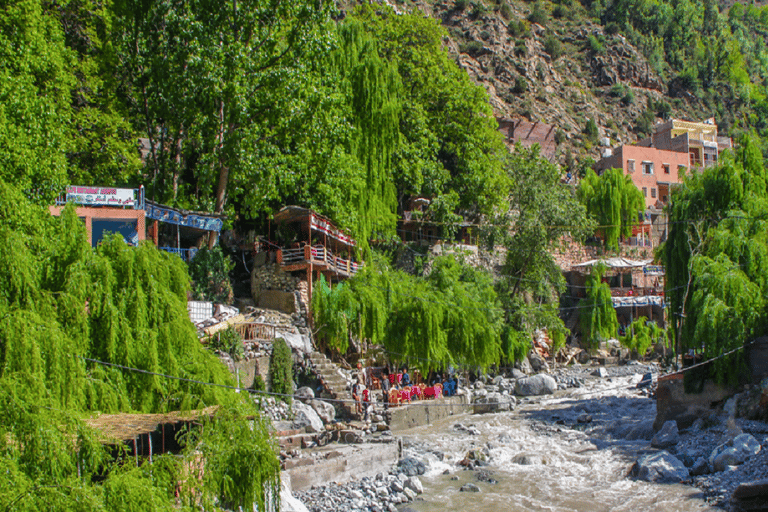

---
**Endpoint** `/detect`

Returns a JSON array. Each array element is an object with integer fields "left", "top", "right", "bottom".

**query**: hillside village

[{"left": 3, "top": 0, "right": 768, "bottom": 510}]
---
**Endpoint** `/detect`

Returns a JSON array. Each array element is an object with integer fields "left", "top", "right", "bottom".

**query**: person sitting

[{"left": 401, "top": 367, "right": 411, "bottom": 388}]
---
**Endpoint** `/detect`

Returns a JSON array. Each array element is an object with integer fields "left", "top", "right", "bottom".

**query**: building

[
  {"left": 595, "top": 145, "right": 690, "bottom": 209},
  {"left": 595, "top": 118, "right": 733, "bottom": 210},
  {"left": 637, "top": 117, "right": 732, "bottom": 168}
]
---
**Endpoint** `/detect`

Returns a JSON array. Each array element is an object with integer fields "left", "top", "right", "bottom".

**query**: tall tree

[{"left": 578, "top": 168, "right": 644, "bottom": 250}]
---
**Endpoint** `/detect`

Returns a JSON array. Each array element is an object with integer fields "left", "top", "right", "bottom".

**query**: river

[{"left": 395, "top": 374, "right": 716, "bottom": 512}]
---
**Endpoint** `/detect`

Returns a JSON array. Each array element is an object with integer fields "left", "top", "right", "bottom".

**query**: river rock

[
  {"left": 689, "top": 457, "right": 709, "bottom": 476},
  {"left": 397, "top": 457, "right": 426, "bottom": 477},
  {"left": 511, "top": 368, "right": 526, "bottom": 379},
  {"left": 518, "top": 357, "right": 533, "bottom": 374},
  {"left": 625, "top": 420, "right": 655, "bottom": 441},
  {"left": 292, "top": 401, "right": 324, "bottom": 433},
  {"left": 404, "top": 476, "right": 423, "bottom": 495},
  {"left": 592, "top": 367, "right": 608, "bottom": 378},
  {"left": 630, "top": 451, "right": 689, "bottom": 483},
  {"left": 731, "top": 478, "right": 768, "bottom": 511},
  {"left": 515, "top": 374, "right": 557, "bottom": 396},
  {"left": 460, "top": 483, "right": 480, "bottom": 492},
  {"left": 473, "top": 392, "right": 512, "bottom": 414},
  {"left": 295, "top": 386, "right": 314, "bottom": 401},
  {"left": 709, "top": 433, "right": 762, "bottom": 472},
  {"left": 309, "top": 399, "right": 335, "bottom": 424},
  {"left": 651, "top": 420, "right": 680, "bottom": 448},
  {"left": 528, "top": 350, "right": 549, "bottom": 373},
  {"left": 512, "top": 453, "right": 542, "bottom": 465}
]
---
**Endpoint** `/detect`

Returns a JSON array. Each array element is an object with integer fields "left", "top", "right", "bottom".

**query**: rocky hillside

[{"left": 368, "top": 0, "right": 730, "bottom": 167}]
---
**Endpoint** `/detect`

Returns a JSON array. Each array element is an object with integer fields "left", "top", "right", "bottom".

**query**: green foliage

[
  {"left": 579, "top": 264, "right": 618, "bottom": 349},
  {"left": 583, "top": 118, "right": 599, "bottom": 142},
  {"left": 578, "top": 168, "right": 645, "bottom": 250},
  {"left": 620, "top": 317, "right": 665, "bottom": 358},
  {"left": 494, "top": 144, "right": 592, "bottom": 350},
  {"left": 269, "top": 338, "right": 294, "bottom": 404},
  {"left": 210, "top": 326, "right": 244, "bottom": 362},
  {"left": 587, "top": 34, "right": 605, "bottom": 53},
  {"left": 663, "top": 139, "right": 768, "bottom": 385},
  {"left": 500, "top": 3, "right": 513, "bottom": 20},
  {"left": 529, "top": 1, "right": 548, "bottom": 25},
  {"left": 0, "top": 183, "right": 279, "bottom": 510},
  {"left": 187, "top": 245, "right": 234, "bottom": 304},
  {"left": 544, "top": 35, "right": 564, "bottom": 59},
  {"left": 312, "top": 254, "right": 504, "bottom": 371},
  {"left": 508, "top": 19, "right": 529, "bottom": 37}
]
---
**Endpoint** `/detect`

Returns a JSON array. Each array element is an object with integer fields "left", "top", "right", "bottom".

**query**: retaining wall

[{"left": 388, "top": 395, "right": 471, "bottom": 431}]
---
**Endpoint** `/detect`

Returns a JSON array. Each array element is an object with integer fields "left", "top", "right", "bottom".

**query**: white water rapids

[{"left": 396, "top": 374, "right": 716, "bottom": 512}]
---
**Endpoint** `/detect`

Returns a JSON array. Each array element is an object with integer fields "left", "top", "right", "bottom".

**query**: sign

[
  {"left": 310, "top": 213, "right": 356, "bottom": 247},
  {"left": 66, "top": 186, "right": 138, "bottom": 208},
  {"left": 145, "top": 203, "right": 223, "bottom": 232}
]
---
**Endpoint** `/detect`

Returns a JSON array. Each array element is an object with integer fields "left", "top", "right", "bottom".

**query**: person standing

[{"left": 381, "top": 369, "right": 391, "bottom": 409}]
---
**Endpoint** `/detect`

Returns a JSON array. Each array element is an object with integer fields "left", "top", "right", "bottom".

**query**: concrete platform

[
  {"left": 284, "top": 440, "right": 400, "bottom": 491},
  {"left": 388, "top": 395, "right": 471, "bottom": 431}
]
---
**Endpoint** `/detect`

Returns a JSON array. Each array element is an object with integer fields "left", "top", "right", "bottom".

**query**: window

[
  {"left": 651, "top": 188, "right": 657, "bottom": 198},
  {"left": 663, "top": 164, "right": 670, "bottom": 174},
  {"left": 627, "top": 159, "right": 635, "bottom": 173},
  {"left": 642, "top": 187, "right": 647, "bottom": 197},
  {"left": 642, "top": 161, "right": 654, "bottom": 175}
]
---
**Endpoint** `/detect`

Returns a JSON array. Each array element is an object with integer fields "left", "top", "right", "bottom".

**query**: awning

[{"left": 145, "top": 200, "right": 224, "bottom": 233}]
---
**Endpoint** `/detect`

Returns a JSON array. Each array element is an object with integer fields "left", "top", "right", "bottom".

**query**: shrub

[
  {"left": 512, "top": 76, "right": 528, "bottom": 94},
  {"left": 471, "top": 1, "right": 488, "bottom": 19},
  {"left": 552, "top": 4, "right": 568, "bottom": 18},
  {"left": 514, "top": 39, "right": 527, "bottom": 56},
  {"left": 586, "top": 34, "right": 604, "bottom": 53},
  {"left": 583, "top": 118, "right": 598, "bottom": 142},
  {"left": 210, "top": 326, "right": 244, "bottom": 361},
  {"left": 605, "top": 22, "right": 620, "bottom": 35},
  {"left": 269, "top": 338, "right": 293, "bottom": 404},
  {"left": 187, "top": 245, "right": 234, "bottom": 304},
  {"left": 460, "top": 40, "right": 484, "bottom": 56},
  {"left": 508, "top": 19, "right": 529, "bottom": 37},
  {"left": 620, "top": 317, "right": 665, "bottom": 359},
  {"left": 500, "top": 3, "right": 513, "bottom": 19},
  {"left": 554, "top": 128, "right": 566, "bottom": 145},
  {"left": 528, "top": 1, "right": 548, "bottom": 25},
  {"left": 544, "top": 35, "right": 563, "bottom": 60},
  {"left": 455, "top": 0, "right": 469, "bottom": 10}
]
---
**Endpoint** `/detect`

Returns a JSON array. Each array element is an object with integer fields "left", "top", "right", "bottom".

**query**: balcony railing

[{"left": 277, "top": 245, "right": 360, "bottom": 276}]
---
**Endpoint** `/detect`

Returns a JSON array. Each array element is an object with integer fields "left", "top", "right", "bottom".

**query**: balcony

[{"left": 277, "top": 245, "right": 360, "bottom": 277}]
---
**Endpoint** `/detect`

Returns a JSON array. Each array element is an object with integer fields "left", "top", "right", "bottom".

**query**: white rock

[{"left": 405, "top": 476, "right": 423, "bottom": 495}]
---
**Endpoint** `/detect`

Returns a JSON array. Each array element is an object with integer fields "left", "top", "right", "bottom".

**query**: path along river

[{"left": 395, "top": 373, "right": 716, "bottom": 512}]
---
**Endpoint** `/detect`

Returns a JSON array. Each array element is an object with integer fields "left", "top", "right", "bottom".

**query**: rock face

[
  {"left": 651, "top": 420, "right": 680, "bottom": 449},
  {"left": 515, "top": 374, "right": 557, "bottom": 396},
  {"left": 630, "top": 451, "right": 689, "bottom": 483}
]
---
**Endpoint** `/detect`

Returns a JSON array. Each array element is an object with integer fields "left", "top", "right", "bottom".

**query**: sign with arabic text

[{"left": 66, "top": 186, "right": 138, "bottom": 208}]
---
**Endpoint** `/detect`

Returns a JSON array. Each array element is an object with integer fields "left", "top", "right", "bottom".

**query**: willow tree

[
  {"left": 0, "top": 182, "right": 280, "bottom": 510},
  {"left": 330, "top": 19, "right": 402, "bottom": 248},
  {"left": 663, "top": 138, "right": 768, "bottom": 384},
  {"left": 578, "top": 168, "right": 644, "bottom": 250},
  {"left": 579, "top": 263, "right": 618, "bottom": 349}
]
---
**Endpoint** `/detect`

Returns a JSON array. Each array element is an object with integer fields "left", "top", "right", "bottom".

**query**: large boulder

[
  {"left": 651, "top": 420, "right": 680, "bottom": 449},
  {"left": 277, "top": 331, "right": 312, "bottom": 354},
  {"left": 309, "top": 399, "right": 336, "bottom": 424},
  {"left": 473, "top": 392, "right": 515, "bottom": 414},
  {"left": 292, "top": 401, "right": 324, "bottom": 433},
  {"left": 709, "top": 433, "right": 762, "bottom": 472},
  {"left": 295, "top": 386, "right": 314, "bottom": 402},
  {"left": 630, "top": 451, "right": 689, "bottom": 483},
  {"left": 397, "top": 457, "right": 426, "bottom": 477},
  {"left": 280, "top": 479, "right": 310, "bottom": 512},
  {"left": 731, "top": 479, "right": 768, "bottom": 511},
  {"left": 515, "top": 374, "right": 557, "bottom": 396},
  {"left": 528, "top": 350, "right": 550, "bottom": 373}
]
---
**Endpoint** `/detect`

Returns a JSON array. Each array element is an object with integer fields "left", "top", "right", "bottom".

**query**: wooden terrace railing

[
  {"left": 233, "top": 322, "right": 277, "bottom": 342},
  {"left": 277, "top": 245, "right": 360, "bottom": 277}
]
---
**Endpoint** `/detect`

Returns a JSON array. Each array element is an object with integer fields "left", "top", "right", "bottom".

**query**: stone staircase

[{"left": 308, "top": 351, "right": 356, "bottom": 419}]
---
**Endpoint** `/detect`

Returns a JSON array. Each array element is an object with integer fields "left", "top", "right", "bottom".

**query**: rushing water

[{"left": 396, "top": 375, "right": 716, "bottom": 512}]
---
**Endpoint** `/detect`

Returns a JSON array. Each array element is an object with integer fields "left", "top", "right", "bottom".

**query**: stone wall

[
  {"left": 654, "top": 373, "right": 735, "bottom": 430},
  {"left": 388, "top": 395, "right": 471, "bottom": 431}
]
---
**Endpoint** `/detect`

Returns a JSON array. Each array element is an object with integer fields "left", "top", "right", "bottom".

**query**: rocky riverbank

[{"left": 282, "top": 364, "right": 766, "bottom": 512}]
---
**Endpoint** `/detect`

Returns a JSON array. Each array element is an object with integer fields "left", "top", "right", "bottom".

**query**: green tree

[
  {"left": 579, "top": 263, "right": 618, "bottom": 349},
  {"left": 269, "top": 338, "right": 293, "bottom": 404},
  {"left": 578, "top": 168, "right": 644, "bottom": 250}
]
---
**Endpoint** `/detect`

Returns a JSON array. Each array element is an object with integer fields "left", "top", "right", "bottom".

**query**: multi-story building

[
  {"left": 636, "top": 117, "right": 732, "bottom": 169},
  {"left": 595, "top": 118, "right": 733, "bottom": 209}
]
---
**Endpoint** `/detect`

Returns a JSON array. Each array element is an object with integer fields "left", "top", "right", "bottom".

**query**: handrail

[
  {"left": 232, "top": 322, "right": 277, "bottom": 342},
  {"left": 277, "top": 244, "right": 361, "bottom": 276}
]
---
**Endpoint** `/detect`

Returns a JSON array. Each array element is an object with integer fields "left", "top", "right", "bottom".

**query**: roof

[
  {"left": 144, "top": 200, "right": 225, "bottom": 233},
  {"left": 85, "top": 406, "right": 218, "bottom": 443},
  {"left": 612, "top": 296, "right": 664, "bottom": 308},
  {"left": 572, "top": 257, "right": 652, "bottom": 271}
]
